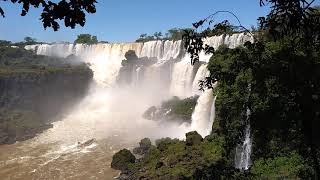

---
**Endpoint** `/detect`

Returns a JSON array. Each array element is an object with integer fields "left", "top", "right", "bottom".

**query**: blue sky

[{"left": 0, "top": 0, "right": 273, "bottom": 43}]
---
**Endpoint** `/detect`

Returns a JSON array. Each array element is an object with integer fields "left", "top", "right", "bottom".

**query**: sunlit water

[{"left": 0, "top": 85, "right": 189, "bottom": 180}]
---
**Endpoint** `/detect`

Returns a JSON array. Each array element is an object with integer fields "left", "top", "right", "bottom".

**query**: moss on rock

[{"left": 111, "top": 149, "right": 136, "bottom": 171}]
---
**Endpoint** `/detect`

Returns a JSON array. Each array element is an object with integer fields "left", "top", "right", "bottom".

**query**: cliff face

[
  {"left": 0, "top": 47, "right": 93, "bottom": 144},
  {"left": 0, "top": 66, "right": 93, "bottom": 144},
  {"left": 0, "top": 66, "right": 93, "bottom": 119}
]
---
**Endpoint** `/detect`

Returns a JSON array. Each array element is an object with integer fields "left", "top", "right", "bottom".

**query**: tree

[
  {"left": 92, "top": 36, "right": 98, "bottom": 43},
  {"left": 0, "top": 0, "right": 97, "bottom": 31},
  {"left": 135, "top": 33, "right": 155, "bottom": 43},
  {"left": 167, "top": 28, "right": 193, "bottom": 41},
  {"left": 140, "top": 33, "right": 147, "bottom": 39},
  {"left": 0, "top": 40, "right": 11, "bottom": 46},
  {"left": 168, "top": 28, "right": 182, "bottom": 41},
  {"left": 24, "top": 37, "right": 37, "bottom": 45},
  {"left": 183, "top": 0, "right": 320, "bottom": 178},
  {"left": 153, "top": 32, "right": 162, "bottom": 40},
  {"left": 74, "top": 34, "right": 98, "bottom": 44}
]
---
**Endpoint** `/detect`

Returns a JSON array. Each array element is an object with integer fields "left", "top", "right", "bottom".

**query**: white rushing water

[
  {"left": 190, "top": 89, "right": 216, "bottom": 137},
  {"left": 24, "top": 33, "right": 254, "bottom": 137},
  {"left": 234, "top": 108, "right": 252, "bottom": 170},
  {"left": 192, "top": 64, "right": 210, "bottom": 95}
]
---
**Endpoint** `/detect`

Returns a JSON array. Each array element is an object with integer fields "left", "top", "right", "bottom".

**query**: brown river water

[{"left": 0, "top": 87, "right": 189, "bottom": 180}]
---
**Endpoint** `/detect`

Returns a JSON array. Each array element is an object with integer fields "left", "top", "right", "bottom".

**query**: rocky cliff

[{"left": 0, "top": 46, "right": 93, "bottom": 144}]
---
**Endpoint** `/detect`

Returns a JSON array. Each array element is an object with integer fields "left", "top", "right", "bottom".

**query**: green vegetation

[
  {"left": 112, "top": 132, "right": 229, "bottom": 179},
  {"left": 143, "top": 96, "right": 199, "bottom": 124},
  {"left": 0, "top": 37, "right": 42, "bottom": 48},
  {"left": 133, "top": 138, "right": 152, "bottom": 155},
  {"left": 0, "top": 46, "right": 78, "bottom": 67},
  {"left": 183, "top": 0, "right": 320, "bottom": 178},
  {"left": 111, "top": 149, "right": 136, "bottom": 171},
  {"left": 136, "top": 25, "right": 241, "bottom": 43},
  {"left": 74, "top": 34, "right": 98, "bottom": 44},
  {"left": 136, "top": 28, "right": 193, "bottom": 42},
  {"left": 0, "top": 40, "right": 11, "bottom": 46},
  {"left": 251, "top": 152, "right": 309, "bottom": 179},
  {"left": 23, "top": 37, "right": 37, "bottom": 45}
]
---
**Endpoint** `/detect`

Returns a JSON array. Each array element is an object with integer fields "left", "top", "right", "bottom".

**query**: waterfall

[
  {"left": 25, "top": 43, "right": 144, "bottom": 86},
  {"left": 24, "top": 33, "right": 253, "bottom": 138},
  {"left": 234, "top": 106, "right": 252, "bottom": 170},
  {"left": 169, "top": 57, "right": 195, "bottom": 97},
  {"left": 192, "top": 64, "right": 210, "bottom": 95},
  {"left": 208, "top": 96, "right": 217, "bottom": 135},
  {"left": 139, "top": 40, "right": 182, "bottom": 62},
  {"left": 190, "top": 89, "right": 215, "bottom": 137}
]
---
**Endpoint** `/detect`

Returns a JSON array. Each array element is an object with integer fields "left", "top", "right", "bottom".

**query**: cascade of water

[
  {"left": 169, "top": 56, "right": 195, "bottom": 97},
  {"left": 161, "top": 40, "right": 182, "bottom": 61},
  {"left": 167, "top": 32, "right": 253, "bottom": 96},
  {"left": 138, "top": 40, "right": 182, "bottom": 62},
  {"left": 26, "top": 43, "right": 144, "bottom": 86},
  {"left": 190, "top": 89, "right": 215, "bottom": 137},
  {"left": 208, "top": 96, "right": 217, "bottom": 135},
  {"left": 139, "top": 41, "right": 163, "bottom": 59},
  {"left": 134, "top": 67, "right": 141, "bottom": 87},
  {"left": 192, "top": 64, "right": 210, "bottom": 95},
  {"left": 235, "top": 83, "right": 252, "bottom": 170},
  {"left": 235, "top": 108, "right": 252, "bottom": 170},
  {"left": 23, "top": 33, "right": 254, "bottom": 138}
]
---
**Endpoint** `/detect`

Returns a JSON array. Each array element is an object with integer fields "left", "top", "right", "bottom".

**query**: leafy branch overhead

[
  {"left": 183, "top": 0, "right": 320, "bottom": 65},
  {"left": 183, "top": 11, "right": 252, "bottom": 65},
  {"left": 0, "top": 0, "right": 97, "bottom": 31}
]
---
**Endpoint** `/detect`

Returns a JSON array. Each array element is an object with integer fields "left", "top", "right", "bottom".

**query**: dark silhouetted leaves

[{"left": 0, "top": 0, "right": 97, "bottom": 31}]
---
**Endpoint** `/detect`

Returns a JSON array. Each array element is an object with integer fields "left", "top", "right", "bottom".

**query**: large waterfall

[
  {"left": 25, "top": 33, "right": 253, "bottom": 138},
  {"left": 0, "top": 33, "right": 255, "bottom": 179}
]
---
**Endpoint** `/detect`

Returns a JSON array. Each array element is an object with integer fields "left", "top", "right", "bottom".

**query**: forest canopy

[{"left": 182, "top": 0, "right": 320, "bottom": 178}]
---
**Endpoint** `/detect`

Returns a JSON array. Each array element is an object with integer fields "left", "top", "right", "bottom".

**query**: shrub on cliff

[
  {"left": 142, "top": 96, "right": 199, "bottom": 124},
  {"left": 112, "top": 132, "right": 226, "bottom": 179},
  {"left": 251, "top": 152, "right": 311, "bottom": 179},
  {"left": 74, "top": 34, "right": 98, "bottom": 44},
  {"left": 186, "top": 131, "right": 203, "bottom": 146},
  {"left": 111, "top": 149, "right": 136, "bottom": 171},
  {"left": 133, "top": 138, "right": 152, "bottom": 155},
  {"left": 155, "top": 137, "right": 180, "bottom": 151}
]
